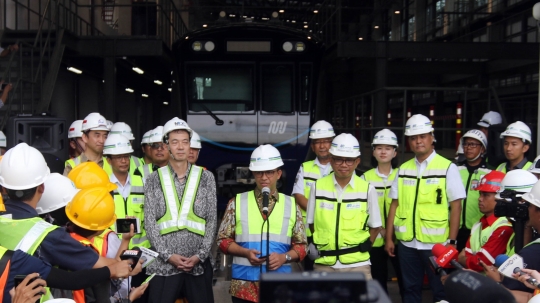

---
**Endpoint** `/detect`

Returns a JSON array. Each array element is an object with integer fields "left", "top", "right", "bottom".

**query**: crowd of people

[{"left": 1, "top": 108, "right": 540, "bottom": 303}]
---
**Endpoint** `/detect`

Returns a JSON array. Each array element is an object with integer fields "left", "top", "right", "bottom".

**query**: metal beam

[
  {"left": 74, "top": 37, "right": 164, "bottom": 57},
  {"left": 338, "top": 41, "right": 540, "bottom": 60}
]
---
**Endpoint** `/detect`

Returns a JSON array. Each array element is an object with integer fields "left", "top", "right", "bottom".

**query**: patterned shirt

[
  {"left": 144, "top": 163, "right": 217, "bottom": 276},
  {"left": 217, "top": 188, "right": 307, "bottom": 302}
]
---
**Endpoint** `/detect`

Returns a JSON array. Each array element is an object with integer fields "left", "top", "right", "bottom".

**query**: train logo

[{"left": 268, "top": 121, "right": 288, "bottom": 134}]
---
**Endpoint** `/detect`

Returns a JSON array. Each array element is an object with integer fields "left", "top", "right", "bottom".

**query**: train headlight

[
  {"left": 282, "top": 42, "right": 293, "bottom": 52},
  {"left": 192, "top": 41, "right": 202, "bottom": 51},
  {"left": 295, "top": 42, "right": 305, "bottom": 52},
  {"left": 204, "top": 41, "right": 215, "bottom": 52}
]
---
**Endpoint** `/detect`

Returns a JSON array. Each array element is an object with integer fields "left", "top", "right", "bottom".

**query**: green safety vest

[
  {"left": 65, "top": 155, "right": 113, "bottom": 175},
  {"left": 129, "top": 156, "right": 142, "bottom": 175},
  {"left": 0, "top": 246, "right": 14, "bottom": 302},
  {"left": 136, "top": 164, "right": 155, "bottom": 184},
  {"left": 495, "top": 161, "right": 532, "bottom": 173},
  {"left": 457, "top": 165, "right": 491, "bottom": 230},
  {"left": 110, "top": 174, "right": 149, "bottom": 248},
  {"left": 313, "top": 174, "right": 371, "bottom": 266},
  {"left": 361, "top": 168, "right": 398, "bottom": 247},
  {"left": 300, "top": 160, "right": 332, "bottom": 237},
  {"left": 394, "top": 154, "right": 451, "bottom": 244},
  {"left": 467, "top": 216, "right": 512, "bottom": 263},
  {"left": 156, "top": 165, "right": 206, "bottom": 236}
]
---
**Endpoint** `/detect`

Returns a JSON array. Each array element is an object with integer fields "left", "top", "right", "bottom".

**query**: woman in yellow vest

[{"left": 360, "top": 129, "right": 403, "bottom": 298}]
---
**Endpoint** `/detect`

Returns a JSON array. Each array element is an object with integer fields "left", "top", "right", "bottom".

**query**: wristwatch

[
  {"left": 448, "top": 239, "right": 458, "bottom": 245},
  {"left": 285, "top": 253, "right": 292, "bottom": 263}
]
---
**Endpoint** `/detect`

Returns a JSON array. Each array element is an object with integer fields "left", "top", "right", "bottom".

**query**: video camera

[{"left": 494, "top": 190, "right": 529, "bottom": 221}]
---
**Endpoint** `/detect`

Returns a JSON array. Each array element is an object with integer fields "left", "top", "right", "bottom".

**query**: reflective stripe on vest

[
  {"left": 0, "top": 217, "right": 57, "bottom": 254},
  {"left": 395, "top": 154, "right": 451, "bottom": 243},
  {"left": 157, "top": 165, "right": 206, "bottom": 236},
  {"left": 92, "top": 229, "right": 114, "bottom": 257},
  {"left": 138, "top": 164, "right": 155, "bottom": 185},
  {"left": 457, "top": 166, "right": 491, "bottom": 229},
  {"left": 361, "top": 168, "right": 397, "bottom": 247},
  {"left": 0, "top": 247, "right": 13, "bottom": 303},
  {"left": 301, "top": 161, "right": 332, "bottom": 237},
  {"left": 232, "top": 191, "right": 295, "bottom": 281},
  {"left": 313, "top": 175, "right": 371, "bottom": 266},
  {"left": 496, "top": 161, "right": 532, "bottom": 173},
  {"left": 65, "top": 155, "right": 113, "bottom": 175},
  {"left": 469, "top": 217, "right": 512, "bottom": 263}
]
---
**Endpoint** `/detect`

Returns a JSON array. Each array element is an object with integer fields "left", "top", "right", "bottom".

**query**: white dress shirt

[
  {"left": 291, "top": 158, "right": 332, "bottom": 196},
  {"left": 110, "top": 173, "right": 132, "bottom": 199}
]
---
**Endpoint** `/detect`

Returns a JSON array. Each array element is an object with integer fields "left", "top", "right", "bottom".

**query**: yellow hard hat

[
  {"left": 65, "top": 187, "right": 116, "bottom": 231},
  {"left": 67, "top": 162, "right": 117, "bottom": 192}
]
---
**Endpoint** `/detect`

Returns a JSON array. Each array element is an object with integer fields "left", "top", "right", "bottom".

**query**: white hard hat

[
  {"left": 477, "top": 111, "right": 502, "bottom": 128},
  {"left": 529, "top": 155, "right": 540, "bottom": 174},
  {"left": 103, "top": 134, "right": 134, "bottom": 155},
  {"left": 106, "top": 120, "right": 114, "bottom": 131},
  {"left": 309, "top": 120, "right": 335, "bottom": 139},
  {"left": 45, "top": 300, "right": 77, "bottom": 303},
  {"left": 455, "top": 142, "right": 465, "bottom": 162},
  {"left": 148, "top": 126, "right": 164, "bottom": 143},
  {"left": 191, "top": 131, "right": 202, "bottom": 149},
  {"left": 68, "top": 120, "right": 83, "bottom": 139},
  {"left": 162, "top": 117, "right": 192, "bottom": 143},
  {"left": 249, "top": 144, "right": 284, "bottom": 171},
  {"left": 529, "top": 295, "right": 540, "bottom": 303},
  {"left": 0, "top": 143, "right": 50, "bottom": 190},
  {"left": 461, "top": 129, "right": 488, "bottom": 150},
  {"left": 405, "top": 114, "right": 434, "bottom": 136},
  {"left": 36, "top": 173, "right": 80, "bottom": 215},
  {"left": 372, "top": 129, "right": 398, "bottom": 147},
  {"left": 141, "top": 130, "right": 152, "bottom": 145},
  {"left": 0, "top": 131, "right": 6, "bottom": 148},
  {"left": 110, "top": 122, "right": 135, "bottom": 141},
  {"left": 495, "top": 169, "right": 538, "bottom": 199},
  {"left": 500, "top": 121, "right": 532, "bottom": 143},
  {"left": 81, "top": 113, "right": 109, "bottom": 132},
  {"left": 329, "top": 133, "right": 361, "bottom": 158},
  {"left": 522, "top": 180, "right": 540, "bottom": 208}
]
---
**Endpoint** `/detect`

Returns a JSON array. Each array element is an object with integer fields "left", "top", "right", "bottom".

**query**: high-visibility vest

[
  {"left": 129, "top": 156, "right": 142, "bottom": 175},
  {"left": 495, "top": 161, "right": 532, "bottom": 173},
  {"left": 110, "top": 175, "right": 149, "bottom": 248},
  {"left": 361, "top": 168, "right": 397, "bottom": 247},
  {"left": 91, "top": 229, "right": 114, "bottom": 257},
  {"left": 506, "top": 234, "right": 540, "bottom": 257},
  {"left": 300, "top": 160, "right": 332, "bottom": 237},
  {"left": 231, "top": 191, "right": 295, "bottom": 281},
  {"left": 65, "top": 155, "right": 113, "bottom": 175},
  {"left": 0, "top": 247, "right": 14, "bottom": 303},
  {"left": 466, "top": 216, "right": 512, "bottom": 264},
  {"left": 0, "top": 217, "right": 57, "bottom": 254},
  {"left": 69, "top": 233, "right": 100, "bottom": 303},
  {"left": 457, "top": 165, "right": 491, "bottom": 229},
  {"left": 135, "top": 164, "right": 155, "bottom": 185},
  {"left": 313, "top": 175, "right": 371, "bottom": 265},
  {"left": 394, "top": 154, "right": 451, "bottom": 243},
  {"left": 156, "top": 165, "right": 206, "bottom": 236}
]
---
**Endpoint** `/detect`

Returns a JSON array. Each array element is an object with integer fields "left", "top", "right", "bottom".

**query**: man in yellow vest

[
  {"left": 496, "top": 121, "right": 533, "bottom": 173},
  {"left": 144, "top": 117, "right": 216, "bottom": 303},
  {"left": 456, "top": 129, "right": 492, "bottom": 252},
  {"left": 292, "top": 120, "right": 334, "bottom": 270},
  {"left": 64, "top": 112, "right": 111, "bottom": 176},
  {"left": 307, "top": 133, "right": 381, "bottom": 277},
  {"left": 135, "top": 126, "right": 169, "bottom": 184},
  {"left": 217, "top": 144, "right": 307, "bottom": 303},
  {"left": 457, "top": 171, "right": 514, "bottom": 271},
  {"left": 110, "top": 122, "right": 143, "bottom": 173},
  {"left": 140, "top": 130, "right": 153, "bottom": 165},
  {"left": 67, "top": 120, "right": 85, "bottom": 159},
  {"left": 385, "top": 114, "right": 466, "bottom": 303}
]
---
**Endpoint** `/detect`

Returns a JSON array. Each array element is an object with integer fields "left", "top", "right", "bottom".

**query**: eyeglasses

[
  {"left": 253, "top": 170, "right": 278, "bottom": 178},
  {"left": 110, "top": 155, "right": 130, "bottom": 161},
  {"left": 312, "top": 139, "right": 332, "bottom": 146},
  {"left": 150, "top": 143, "right": 166, "bottom": 150},
  {"left": 332, "top": 157, "right": 356, "bottom": 166},
  {"left": 463, "top": 142, "right": 482, "bottom": 148}
]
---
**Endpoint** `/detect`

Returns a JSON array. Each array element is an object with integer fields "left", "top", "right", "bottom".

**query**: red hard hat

[{"left": 475, "top": 171, "right": 506, "bottom": 193}]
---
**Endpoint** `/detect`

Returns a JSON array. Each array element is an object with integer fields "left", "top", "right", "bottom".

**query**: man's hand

[
  {"left": 107, "top": 260, "right": 133, "bottom": 279},
  {"left": 268, "top": 253, "right": 286, "bottom": 271},
  {"left": 385, "top": 240, "right": 395, "bottom": 257},
  {"left": 9, "top": 273, "right": 46, "bottom": 303},
  {"left": 480, "top": 260, "right": 502, "bottom": 283},
  {"left": 457, "top": 248, "right": 467, "bottom": 266},
  {"left": 244, "top": 249, "right": 266, "bottom": 266},
  {"left": 513, "top": 268, "right": 540, "bottom": 290},
  {"left": 178, "top": 255, "right": 200, "bottom": 272},
  {"left": 121, "top": 223, "right": 136, "bottom": 241},
  {"left": 167, "top": 254, "right": 184, "bottom": 267},
  {"left": 130, "top": 259, "right": 144, "bottom": 276}
]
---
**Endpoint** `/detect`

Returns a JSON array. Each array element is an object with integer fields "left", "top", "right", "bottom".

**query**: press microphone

[
  {"left": 494, "top": 254, "right": 509, "bottom": 268},
  {"left": 428, "top": 255, "right": 447, "bottom": 276},
  {"left": 262, "top": 187, "right": 270, "bottom": 216},
  {"left": 513, "top": 267, "right": 540, "bottom": 289},
  {"left": 444, "top": 270, "right": 517, "bottom": 303},
  {"left": 120, "top": 247, "right": 142, "bottom": 269},
  {"left": 432, "top": 243, "right": 464, "bottom": 270}
]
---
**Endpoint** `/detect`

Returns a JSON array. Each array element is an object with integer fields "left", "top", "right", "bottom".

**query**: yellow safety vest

[
  {"left": 135, "top": 164, "right": 155, "bottom": 185},
  {"left": 457, "top": 165, "right": 491, "bottom": 229},
  {"left": 65, "top": 155, "right": 113, "bottom": 175},
  {"left": 361, "top": 168, "right": 397, "bottom": 247},
  {"left": 466, "top": 216, "right": 512, "bottom": 263},
  {"left": 129, "top": 156, "right": 142, "bottom": 175},
  {"left": 394, "top": 154, "right": 451, "bottom": 243},
  {"left": 300, "top": 160, "right": 332, "bottom": 237},
  {"left": 156, "top": 165, "right": 206, "bottom": 236},
  {"left": 313, "top": 175, "right": 371, "bottom": 265},
  {"left": 495, "top": 161, "right": 532, "bottom": 173}
]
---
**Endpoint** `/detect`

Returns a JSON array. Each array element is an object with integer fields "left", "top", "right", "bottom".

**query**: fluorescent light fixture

[
  {"left": 358, "top": 37, "right": 363, "bottom": 40},
  {"left": 262, "top": 17, "right": 269, "bottom": 21},
  {"left": 132, "top": 67, "right": 144, "bottom": 74},
  {"left": 125, "top": 88, "right": 134, "bottom": 93},
  {"left": 304, "top": 25, "right": 308, "bottom": 28},
  {"left": 142, "top": 94, "right": 149, "bottom": 97},
  {"left": 202, "top": 24, "right": 208, "bottom": 28},
  {"left": 374, "top": 25, "right": 379, "bottom": 29},
  {"left": 154, "top": 80, "right": 163, "bottom": 85},
  {"left": 168, "top": 88, "right": 172, "bottom": 92},
  {"left": 292, "top": 20, "right": 296, "bottom": 23},
  {"left": 67, "top": 67, "right": 82, "bottom": 74},
  {"left": 313, "top": 10, "right": 318, "bottom": 13},
  {"left": 394, "top": 10, "right": 400, "bottom": 14},
  {"left": 163, "top": 101, "right": 169, "bottom": 105},
  {"left": 279, "top": 9, "right": 284, "bottom": 13}
]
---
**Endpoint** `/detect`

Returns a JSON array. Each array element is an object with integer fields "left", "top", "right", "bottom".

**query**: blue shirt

[
  {"left": 4, "top": 250, "right": 52, "bottom": 303},
  {"left": 3, "top": 200, "right": 99, "bottom": 271}
]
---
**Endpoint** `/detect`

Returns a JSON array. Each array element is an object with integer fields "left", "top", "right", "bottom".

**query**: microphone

[
  {"left": 513, "top": 267, "right": 540, "bottom": 289},
  {"left": 428, "top": 255, "right": 448, "bottom": 276},
  {"left": 432, "top": 243, "right": 464, "bottom": 270},
  {"left": 444, "top": 270, "right": 517, "bottom": 303},
  {"left": 120, "top": 248, "right": 142, "bottom": 269},
  {"left": 262, "top": 187, "right": 270, "bottom": 216},
  {"left": 494, "top": 254, "right": 509, "bottom": 268}
]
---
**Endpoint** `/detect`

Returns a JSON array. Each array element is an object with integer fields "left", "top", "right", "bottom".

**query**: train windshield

[
  {"left": 186, "top": 64, "right": 254, "bottom": 113},
  {"left": 261, "top": 64, "right": 293, "bottom": 113}
]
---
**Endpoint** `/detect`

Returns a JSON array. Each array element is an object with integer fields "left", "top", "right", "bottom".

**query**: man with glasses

[
  {"left": 385, "top": 114, "right": 465, "bottom": 303},
  {"left": 455, "top": 130, "right": 492, "bottom": 252},
  {"left": 135, "top": 126, "right": 170, "bottom": 184},
  {"left": 292, "top": 120, "right": 335, "bottom": 270},
  {"left": 144, "top": 117, "right": 217, "bottom": 303},
  {"left": 218, "top": 144, "right": 306, "bottom": 303},
  {"left": 306, "top": 133, "right": 381, "bottom": 277}
]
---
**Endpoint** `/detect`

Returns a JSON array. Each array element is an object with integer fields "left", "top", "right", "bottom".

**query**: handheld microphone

[
  {"left": 432, "top": 243, "right": 464, "bottom": 270},
  {"left": 262, "top": 187, "right": 270, "bottom": 216},
  {"left": 428, "top": 255, "right": 448, "bottom": 276},
  {"left": 494, "top": 254, "right": 509, "bottom": 268},
  {"left": 120, "top": 248, "right": 142, "bottom": 269},
  {"left": 513, "top": 267, "right": 540, "bottom": 289}
]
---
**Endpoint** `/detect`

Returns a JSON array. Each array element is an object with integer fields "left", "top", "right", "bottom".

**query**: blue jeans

[{"left": 398, "top": 242, "right": 445, "bottom": 303}]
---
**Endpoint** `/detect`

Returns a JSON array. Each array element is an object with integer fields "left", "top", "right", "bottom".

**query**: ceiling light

[
  {"left": 202, "top": 24, "right": 207, "bottom": 28},
  {"left": 168, "top": 88, "right": 172, "bottom": 92},
  {"left": 292, "top": 20, "right": 296, "bottom": 23},
  {"left": 304, "top": 25, "right": 308, "bottom": 28},
  {"left": 154, "top": 80, "right": 163, "bottom": 85},
  {"left": 313, "top": 10, "right": 318, "bottom": 13},
  {"left": 219, "top": 11, "right": 226, "bottom": 18},
  {"left": 163, "top": 101, "right": 169, "bottom": 105},
  {"left": 142, "top": 94, "right": 149, "bottom": 97},
  {"left": 67, "top": 67, "right": 82, "bottom": 74},
  {"left": 307, "top": 36, "right": 312, "bottom": 39},
  {"left": 262, "top": 17, "right": 269, "bottom": 21},
  {"left": 394, "top": 10, "right": 400, "bottom": 14},
  {"left": 358, "top": 37, "right": 363, "bottom": 40},
  {"left": 185, "top": 36, "right": 189, "bottom": 40},
  {"left": 279, "top": 9, "right": 284, "bottom": 13},
  {"left": 125, "top": 88, "right": 134, "bottom": 93},
  {"left": 132, "top": 67, "right": 144, "bottom": 74},
  {"left": 271, "top": 11, "right": 279, "bottom": 18},
  {"left": 229, "top": 14, "right": 236, "bottom": 17},
  {"left": 374, "top": 25, "right": 379, "bottom": 29}
]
